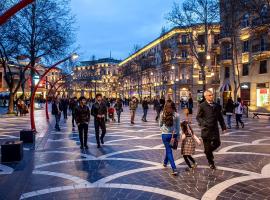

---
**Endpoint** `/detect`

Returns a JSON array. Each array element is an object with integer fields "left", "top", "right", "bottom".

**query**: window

[
  {"left": 243, "top": 40, "right": 249, "bottom": 52},
  {"left": 0, "top": 72, "right": 2, "bottom": 88},
  {"left": 181, "top": 35, "right": 188, "bottom": 44},
  {"left": 214, "top": 34, "right": 220, "bottom": 44},
  {"left": 259, "top": 60, "right": 267, "bottom": 74},
  {"left": 261, "top": 38, "right": 266, "bottom": 51},
  {"left": 242, "top": 64, "right": 249, "bottom": 76},
  {"left": 181, "top": 50, "right": 187, "bottom": 59},
  {"left": 242, "top": 13, "right": 250, "bottom": 28},
  {"left": 261, "top": 5, "right": 268, "bottom": 17},
  {"left": 198, "top": 35, "right": 205, "bottom": 45},
  {"left": 225, "top": 67, "right": 230, "bottom": 78}
]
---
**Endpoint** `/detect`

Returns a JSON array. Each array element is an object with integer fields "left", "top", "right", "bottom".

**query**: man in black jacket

[
  {"left": 141, "top": 97, "right": 149, "bottom": 122},
  {"left": 52, "top": 96, "right": 63, "bottom": 131},
  {"left": 196, "top": 90, "right": 226, "bottom": 169},
  {"left": 91, "top": 93, "right": 107, "bottom": 148},
  {"left": 69, "top": 97, "right": 78, "bottom": 128},
  {"left": 75, "top": 96, "right": 90, "bottom": 149}
]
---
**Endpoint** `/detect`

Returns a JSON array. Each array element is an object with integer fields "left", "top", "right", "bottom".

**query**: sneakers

[
  {"left": 209, "top": 164, "right": 216, "bottom": 170},
  {"left": 171, "top": 169, "right": 179, "bottom": 176},
  {"left": 185, "top": 167, "right": 192, "bottom": 172},
  {"left": 191, "top": 162, "right": 198, "bottom": 169},
  {"left": 241, "top": 123, "right": 244, "bottom": 128},
  {"left": 97, "top": 144, "right": 101, "bottom": 148},
  {"left": 162, "top": 163, "right": 167, "bottom": 168}
]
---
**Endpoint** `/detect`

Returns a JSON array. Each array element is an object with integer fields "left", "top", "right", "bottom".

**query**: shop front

[
  {"left": 256, "top": 83, "right": 269, "bottom": 109},
  {"left": 240, "top": 82, "right": 250, "bottom": 106}
]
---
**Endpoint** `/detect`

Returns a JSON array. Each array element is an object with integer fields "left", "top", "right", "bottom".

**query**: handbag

[{"left": 169, "top": 132, "right": 178, "bottom": 150}]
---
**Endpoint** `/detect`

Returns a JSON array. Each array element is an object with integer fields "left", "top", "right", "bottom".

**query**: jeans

[
  {"left": 162, "top": 134, "right": 177, "bottom": 170},
  {"left": 94, "top": 118, "right": 106, "bottom": 145},
  {"left": 142, "top": 108, "right": 148, "bottom": 121},
  {"left": 155, "top": 109, "right": 160, "bottom": 121},
  {"left": 116, "top": 111, "right": 121, "bottom": 122},
  {"left": 226, "top": 114, "right": 232, "bottom": 128},
  {"left": 202, "top": 138, "right": 221, "bottom": 165},
  {"left": 78, "top": 123, "right": 88, "bottom": 146},
  {"left": 55, "top": 113, "right": 61, "bottom": 130},
  {"left": 72, "top": 113, "right": 76, "bottom": 127},
  {"left": 63, "top": 109, "right": 68, "bottom": 119},
  {"left": 236, "top": 114, "right": 243, "bottom": 127}
]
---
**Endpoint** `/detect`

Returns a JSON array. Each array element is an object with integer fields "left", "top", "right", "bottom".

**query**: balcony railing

[{"left": 252, "top": 43, "right": 270, "bottom": 53}]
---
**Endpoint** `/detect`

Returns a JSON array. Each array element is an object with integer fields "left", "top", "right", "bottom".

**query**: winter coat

[
  {"left": 91, "top": 101, "right": 107, "bottom": 118},
  {"left": 225, "top": 101, "right": 234, "bottom": 114},
  {"left": 75, "top": 105, "right": 90, "bottom": 124},
  {"left": 196, "top": 101, "right": 226, "bottom": 139},
  {"left": 142, "top": 100, "right": 149, "bottom": 109},
  {"left": 129, "top": 100, "right": 138, "bottom": 111},
  {"left": 52, "top": 102, "right": 63, "bottom": 115}
]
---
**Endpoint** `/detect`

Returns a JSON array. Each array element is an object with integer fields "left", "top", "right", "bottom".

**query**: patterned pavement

[{"left": 0, "top": 105, "right": 270, "bottom": 200}]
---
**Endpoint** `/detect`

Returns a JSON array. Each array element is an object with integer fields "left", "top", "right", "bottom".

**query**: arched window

[{"left": 242, "top": 13, "right": 250, "bottom": 28}]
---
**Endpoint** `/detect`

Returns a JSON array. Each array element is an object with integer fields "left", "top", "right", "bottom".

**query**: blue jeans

[
  {"left": 142, "top": 108, "right": 148, "bottom": 120},
  {"left": 162, "top": 134, "right": 176, "bottom": 170},
  {"left": 226, "top": 114, "right": 232, "bottom": 128},
  {"left": 55, "top": 113, "right": 61, "bottom": 130}
]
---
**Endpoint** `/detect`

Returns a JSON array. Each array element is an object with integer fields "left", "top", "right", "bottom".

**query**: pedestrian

[
  {"left": 3, "top": 97, "right": 7, "bottom": 107},
  {"left": 61, "top": 96, "right": 69, "bottom": 120},
  {"left": 153, "top": 96, "right": 161, "bottom": 121},
  {"left": 235, "top": 97, "right": 244, "bottom": 129},
  {"left": 108, "top": 105, "right": 115, "bottom": 122},
  {"left": 225, "top": 98, "right": 234, "bottom": 129},
  {"left": 196, "top": 90, "right": 226, "bottom": 170},
  {"left": 159, "top": 96, "right": 165, "bottom": 111},
  {"left": 159, "top": 100, "right": 180, "bottom": 176},
  {"left": 52, "top": 96, "right": 63, "bottom": 131},
  {"left": 114, "top": 98, "right": 123, "bottom": 123},
  {"left": 69, "top": 97, "right": 78, "bottom": 128},
  {"left": 91, "top": 93, "right": 107, "bottom": 148},
  {"left": 129, "top": 96, "right": 138, "bottom": 124},
  {"left": 141, "top": 97, "right": 149, "bottom": 122},
  {"left": 182, "top": 99, "right": 189, "bottom": 121},
  {"left": 180, "top": 121, "right": 200, "bottom": 172},
  {"left": 187, "top": 94, "right": 194, "bottom": 123},
  {"left": 75, "top": 96, "right": 90, "bottom": 149}
]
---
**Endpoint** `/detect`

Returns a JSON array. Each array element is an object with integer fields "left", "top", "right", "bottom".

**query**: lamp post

[
  {"left": 0, "top": 0, "right": 35, "bottom": 25},
  {"left": 30, "top": 53, "right": 78, "bottom": 131}
]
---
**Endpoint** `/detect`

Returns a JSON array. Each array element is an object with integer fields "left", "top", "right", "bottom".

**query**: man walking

[
  {"left": 129, "top": 96, "right": 138, "bottom": 124},
  {"left": 75, "top": 97, "right": 90, "bottom": 149},
  {"left": 61, "top": 96, "right": 69, "bottom": 120},
  {"left": 196, "top": 90, "right": 226, "bottom": 169},
  {"left": 153, "top": 96, "right": 161, "bottom": 121},
  {"left": 69, "top": 97, "right": 78, "bottom": 128},
  {"left": 141, "top": 97, "right": 149, "bottom": 122},
  {"left": 52, "top": 96, "right": 63, "bottom": 131},
  {"left": 91, "top": 93, "right": 107, "bottom": 148}
]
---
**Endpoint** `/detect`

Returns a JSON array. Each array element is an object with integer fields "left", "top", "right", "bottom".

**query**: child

[
  {"left": 108, "top": 106, "right": 115, "bottom": 122},
  {"left": 180, "top": 121, "right": 201, "bottom": 171}
]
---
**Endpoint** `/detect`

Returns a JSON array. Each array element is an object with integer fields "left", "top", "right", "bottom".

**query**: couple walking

[{"left": 160, "top": 90, "right": 226, "bottom": 175}]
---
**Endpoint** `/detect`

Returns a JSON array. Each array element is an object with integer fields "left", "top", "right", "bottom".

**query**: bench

[{"left": 253, "top": 112, "right": 270, "bottom": 119}]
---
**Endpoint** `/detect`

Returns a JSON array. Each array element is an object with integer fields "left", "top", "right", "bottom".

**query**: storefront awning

[{"left": 220, "top": 83, "right": 231, "bottom": 92}]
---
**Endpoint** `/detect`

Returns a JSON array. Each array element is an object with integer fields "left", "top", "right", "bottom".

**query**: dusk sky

[{"left": 70, "top": 0, "right": 178, "bottom": 61}]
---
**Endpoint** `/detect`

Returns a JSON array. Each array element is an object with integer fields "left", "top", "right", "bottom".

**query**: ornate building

[
  {"left": 72, "top": 58, "right": 121, "bottom": 98},
  {"left": 220, "top": 0, "right": 270, "bottom": 112},
  {"left": 119, "top": 25, "right": 220, "bottom": 103}
]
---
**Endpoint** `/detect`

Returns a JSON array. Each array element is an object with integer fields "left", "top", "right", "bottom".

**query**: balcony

[
  {"left": 219, "top": 32, "right": 231, "bottom": 43},
  {"left": 252, "top": 43, "right": 270, "bottom": 60},
  {"left": 220, "top": 53, "right": 232, "bottom": 66},
  {"left": 252, "top": 17, "right": 270, "bottom": 31},
  {"left": 211, "top": 79, "right": 220, "bottom": 85}
]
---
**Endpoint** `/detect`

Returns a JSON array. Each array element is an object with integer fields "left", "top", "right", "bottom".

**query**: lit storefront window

[{"left": 256, "top": 88, "right": 269, "bottom": 107}]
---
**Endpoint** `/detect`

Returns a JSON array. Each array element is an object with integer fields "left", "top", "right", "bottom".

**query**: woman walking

[
  {"left": 114, "top": 98, "right": 123, "bottom": 123},
  {"left": 159, "top": 101, "right": 180, "bottom": 175},
  {"left": 225, "top": 98, "right": 234, "bottom": 129},
  {"left": 235, "top": 98, "right": 244, "bottom": 129},
  {"left": 187, "top": 94, "right": 193, "bottom": 123}
]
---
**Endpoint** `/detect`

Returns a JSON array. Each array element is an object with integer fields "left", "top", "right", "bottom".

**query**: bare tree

[
  {"left": 10, "top": 0, "right": 76, "bottom": 94},
  {"left": 166, "top": 0, "right": 220, "bottom": 91}
]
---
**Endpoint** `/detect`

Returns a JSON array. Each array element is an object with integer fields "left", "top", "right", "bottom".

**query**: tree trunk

[{"left": 7, "top": 92, "right": 15, "bottom": 114}]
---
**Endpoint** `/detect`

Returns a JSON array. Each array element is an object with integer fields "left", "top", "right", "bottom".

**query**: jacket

[
  {"left": 91, "top": 101, "right": 107, "bottom": 118},
  {"left": 75, "top": 105, "right": 90, "bottom": 124},
  {"left": 225, "top": 101, "right": 234, "bottom": 114},
  {"left": 153, "top": 99, "right": 160, "bottom": 110},
  {"left": 235, "top": 102, "right": 244, "bottom": 114},
  {"left": 142, "top": 100, "right": 149, "bottom": 109},
  {"left": 114, "top": 102, "right": 123, "bottom": 112},
  {"left": 196, "top": 101, "right": 226, "bottom": 139},
  {"left": 129, "top": 100, "right": 138, "bottom": 111},
  {"left": 52, "top": 102, "right": 63, "bottom": 115},
  {"left": 159, "top": 112, "right": 180, "bottom": 136}
]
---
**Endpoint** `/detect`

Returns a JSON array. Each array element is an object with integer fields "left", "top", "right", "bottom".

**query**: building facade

[
  {"left": 72, "top": 58, "right": 121, "bottom": 98},
  {"left": 220, "top": 0, "right": 270, "bottom": 112},
  {"left": 119, "top": 26, "right": 220, "bottom": 103}
]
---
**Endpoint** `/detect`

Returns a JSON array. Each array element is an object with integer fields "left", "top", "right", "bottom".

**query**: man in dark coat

[
  {"left": 196, "top": 90, "right": 226, "bottom": 170},
  {"left": 52, "top": 96, "right": 63, "bottom": 131},
  {"left": 141, "top": 97, "right": 149, "bottom": 122},
  {"left": 75, "top": 96, "right": 90, "bottom": 149},
  {"left": 69, "top": 97, "right": 78, "bottom": 128},
  {"left": 91, "top": 93, "right": 107, "bottom": 148},
  {"left": 61, "top": 96, "right": 69, "bottom": 120}
]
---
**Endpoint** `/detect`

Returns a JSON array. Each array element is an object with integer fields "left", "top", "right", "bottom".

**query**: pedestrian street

[{"left": 0, "top": 107, "right": 270, "bottom": 200}]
